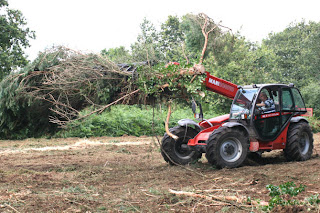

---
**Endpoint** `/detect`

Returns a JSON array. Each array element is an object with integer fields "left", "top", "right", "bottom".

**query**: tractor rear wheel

[
  {"left": 284, "top": 122, "right": 313, "bottom": 161},
  {"left": 161, "top": 126, "right": 201, "bottom": 165},
  {"left": 206, "top": 127, "right": 249, "bottom": 168}
]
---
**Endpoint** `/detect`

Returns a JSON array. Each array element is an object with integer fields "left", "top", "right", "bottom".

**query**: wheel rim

[
  {"left": 220, "top": 137, "right": 243, "bottom": 163},
  {"left": 299, "top": 132, "right": 310, "bottom": 155},
  {"left": 174, "top": 137, "right": 195, "bottom": 159}
]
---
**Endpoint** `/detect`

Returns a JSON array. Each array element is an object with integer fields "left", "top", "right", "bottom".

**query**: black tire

[
  {"left": 205, "top": 126, "right": 249, "bottom": 168},
  {"left": 284, "top": 122, "right": 313, "bottom": 161},
  {"left": 161, "top": 126, "right": 201, "bottom": 165}
]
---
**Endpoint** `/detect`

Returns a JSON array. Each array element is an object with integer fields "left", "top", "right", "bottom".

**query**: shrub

[
  {"left": 262, "top": 181, "right": 305, "bottom": 211},
  {"left": 57, "top": 104, "right": 219, "bottom": 138},
  {"left": 301, "top": 82, "right": 320, "bottom": 118},
  {"left": 0, "top": 72, "right": 56, "bottom": 139},
  {"left": 307, "top": 116, "right": 320, "bottom": 133}
]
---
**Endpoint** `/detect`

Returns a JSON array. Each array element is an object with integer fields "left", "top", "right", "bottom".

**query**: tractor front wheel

[
  {"left": 161, "top": 126, "right": 201, "bottom": 165},
  {"left": 284, "top": 122, "right": 313, "bottom": 161},
  {"left": 206, "top": 127, "right": 249, "bottom": 168}
]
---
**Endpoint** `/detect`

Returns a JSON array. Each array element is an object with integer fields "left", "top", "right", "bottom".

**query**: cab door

[
  {"left": 281, "top": 87, "right": 307, "bottom": 125},
  {"left": 280, "top": 87, "right": 294, "bottom": 126},
  {"left": 253, "top": 87, "right": 281, "bottom": 140}
]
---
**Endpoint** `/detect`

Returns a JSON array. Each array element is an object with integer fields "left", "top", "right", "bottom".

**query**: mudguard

[
  {"left": 222, "top": 122, "right": 250, "bottom": 137},
  {"left": 178, "top": 119, "right": 201, "bottom": 132},
  {"left": 290, "top": 116, "right": 309, "bottom": 123}
]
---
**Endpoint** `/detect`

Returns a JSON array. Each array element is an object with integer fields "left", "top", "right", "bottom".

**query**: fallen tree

[
  {"left": 19, "top": 47, "right": 135, "bottom": 127},
  {"left": 0, "top": 13, "right": 231, "bottom": 139},
  {"left": 18, "top": 46, "right": 207, "bottom": 127}
]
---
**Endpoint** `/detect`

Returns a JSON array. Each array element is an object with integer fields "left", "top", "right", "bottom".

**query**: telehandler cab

[{"left": 161, "top": 72, "right": 313, "bottom": 168}]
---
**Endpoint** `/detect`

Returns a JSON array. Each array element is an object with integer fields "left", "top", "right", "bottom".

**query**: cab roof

[{"left": 241, "top": 83, "right": 294, "bottom": 89}]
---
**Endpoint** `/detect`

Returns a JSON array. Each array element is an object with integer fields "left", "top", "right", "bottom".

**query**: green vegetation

[
  {"left": 0, "top": 0, "right": 35, "bottom": 80},
  {"left": 305, "top": 194, "right": 320, "bottom": 206},
  {"left": 263, "top": 181, "right": 305, "bottom": 211},
  {"left": 0, "top": 47, "right": 129, "bottom": 139},
  {"left": 302, "top": 82, "right": 320, "bottom": 119},
  {"left": 0, "top": 71, "right": 56, "bottom": 139},
  {"left": 57, "top": 104, "right": 219, "bottom": 138},
  {"left": 306, "top": 116, "right": 320, "bottom": 133},
  {"left": 1, "top": 4, "right": 320, "bottom": 139},
  {"left": 261, "top": 181, "right": 320, "bottom": 211}
]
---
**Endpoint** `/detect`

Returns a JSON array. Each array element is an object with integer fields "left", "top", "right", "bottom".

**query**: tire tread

[{"left": 284, "top": 122, "right": 313, "bottom": 161}]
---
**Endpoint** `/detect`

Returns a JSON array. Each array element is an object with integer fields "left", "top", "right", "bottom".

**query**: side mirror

[
  {"left": 191, "top": 100, "right": 203, "bottom": 121},
  {"left": 191, "top": 100, "right": 197, "bottom": 114},
  {"left": 197, "top": 103, "right": 203, "bottom": 120}
]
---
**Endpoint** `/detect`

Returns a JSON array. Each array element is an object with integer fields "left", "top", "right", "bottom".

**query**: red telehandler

[{"left": 161, "top": 71, "right": 314, "bottom": 168}]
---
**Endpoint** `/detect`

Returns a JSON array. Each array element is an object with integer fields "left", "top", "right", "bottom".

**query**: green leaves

[
  {"left": 271, "top": 181, "right": 305, "bottom": 197},
  {"left": 263, "top": 20, "right": 320, "bottom": 88},
  {"left": 58, "top": 104, "right": 218, "bottom": 138},
  {"left": 101, "top": 46, "right": 132, "bottom": 63},
  {"left": 135, "top": 61, "right": 205, "bottom": 104},
  {"left": 261, "top": 182, "right": 319, "bottom": 212},
  {"left": 0, "top": 46, "right": 131, "bottom": 139},
  {"left": 0, "top": 1, "right": 35, "bottom": 80},
  {"left": 131, "top": 18, "right": 162, "bottom": 62},
  {"left": 305, "top": 194, "right": 320, "bottom": 205},
  {"left": 263, "top": 182, "right": 305, "bottom": 211},
  {"left": 0, "top": 71, "right": 55, "bottom": 139}
]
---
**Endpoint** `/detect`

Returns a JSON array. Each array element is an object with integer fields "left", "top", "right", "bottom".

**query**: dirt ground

[{"left": 0, "top": 134, "right": 319, "bottom": 212}]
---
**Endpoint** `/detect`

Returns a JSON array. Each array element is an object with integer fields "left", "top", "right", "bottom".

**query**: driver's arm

[{"left": 256, "top": 102, "right": 265, "bottom": 107}]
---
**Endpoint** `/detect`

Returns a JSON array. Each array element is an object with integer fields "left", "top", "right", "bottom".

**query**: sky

[{"left": 7, "top": 0, "right": 320, "bottom": 61}]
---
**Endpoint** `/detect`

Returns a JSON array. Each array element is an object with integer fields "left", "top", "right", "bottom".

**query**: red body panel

[
  {"left": 187, "top": 125, "right": 222, "bottom": 146},
  {"left": 204, "top": 71, "right": 238, "bottom": 99},
  {"left": 199, "top": 114, "right": 230, "bottom": 129},
  {"left": 188, "top": 114, "right": 229, "bottom": 146},
  {"left": 252, "top": 124, "right": 289, "bottom": 151},
  {"left": 189, "top": 112, "right": 291, "bottom": 151}
]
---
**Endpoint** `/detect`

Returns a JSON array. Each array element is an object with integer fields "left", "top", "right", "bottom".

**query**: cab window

[
  {"left": 281, "top": 88, "right": 294, "bottom": 111},
  {"left": 254, "top": 87, "right": 280, "bottom": 140},
  {"left": 292, "top": 88, "right": 306, "bottom": 112},
  {"left": 281, "top": 88, "right": 294, "bottom": 126}
]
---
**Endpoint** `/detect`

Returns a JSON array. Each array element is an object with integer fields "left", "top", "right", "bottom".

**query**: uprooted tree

[{"left": 0, "top": 13, "right": 231, "bottom": 139}]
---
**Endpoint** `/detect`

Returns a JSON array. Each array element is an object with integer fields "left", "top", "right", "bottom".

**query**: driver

[{"left": 256, "top": 92, "right": 275, "bottom": 111}]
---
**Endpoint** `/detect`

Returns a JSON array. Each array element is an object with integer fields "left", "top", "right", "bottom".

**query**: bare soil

[{"left": 0, "top": 134, "right": 319, "bottom": 212}]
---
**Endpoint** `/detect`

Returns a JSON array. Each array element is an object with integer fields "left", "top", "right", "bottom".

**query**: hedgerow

[{"left": 56, "top": 104, "right": 220, "bottom": 138}]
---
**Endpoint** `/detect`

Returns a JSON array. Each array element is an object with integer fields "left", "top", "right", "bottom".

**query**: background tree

[
  {"left": 301, "top": 82, "right": 320, "bottom": 117},
  {"left": 179, "top": 13, "right": 226, "bottom": 63},
  {"left": 3, "top": 12, "right": 320, "bottom": 139},
  {"left": 0, "top": 0, "right": 35, "bottom": 80},
  {"left": 98, "top": 16, "right": 320, "bottom": 118},
  {"left": 100, "top": 46, "right": 132, "bottom": 63},
  {"left": 159, "top": 15, "right": 185, "bottom": 62},
  {"left": 131, "top": 18, "right": 162, "bottom": 63},
  {"left": 262, "top": 20, "right": 320, "bottom": 87}
]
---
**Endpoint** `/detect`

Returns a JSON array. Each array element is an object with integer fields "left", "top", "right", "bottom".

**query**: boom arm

[{"left": 204, "top": 71, "right": 238, "bottom": 99}]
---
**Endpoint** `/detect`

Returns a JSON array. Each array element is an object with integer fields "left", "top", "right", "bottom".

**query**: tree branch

[{"left": 165, "top": 102, "right": 178, "bottom": 140}]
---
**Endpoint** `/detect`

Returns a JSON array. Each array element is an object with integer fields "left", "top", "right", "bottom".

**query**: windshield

[{"left": 230, "top": 88, "right": 258, "bottom": 119}]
